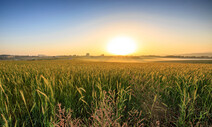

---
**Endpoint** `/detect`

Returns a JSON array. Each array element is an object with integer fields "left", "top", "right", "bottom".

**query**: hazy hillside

[{"left": 180, "top": 52, "right": 212, "bottom": 56}]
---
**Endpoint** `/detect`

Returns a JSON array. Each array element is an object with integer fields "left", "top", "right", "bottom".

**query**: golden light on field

[{"left": 107, "top": 36, "right": 136, "bottom": 55}]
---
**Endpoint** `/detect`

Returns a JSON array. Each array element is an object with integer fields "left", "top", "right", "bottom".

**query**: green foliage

[{"left": 0, "top": 60, "right": 211, "bottom": 126}]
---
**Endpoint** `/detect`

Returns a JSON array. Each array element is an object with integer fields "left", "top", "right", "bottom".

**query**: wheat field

[{"left": 0, "top": 60, "right": 211, "bottom": 126}]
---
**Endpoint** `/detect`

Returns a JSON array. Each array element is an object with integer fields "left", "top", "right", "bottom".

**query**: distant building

[
  {"left": 38, "top": 54, "right": 46, "bottom": 57},
  {"left": 86, "top": 53, "right": 90, "bottom": 57}
]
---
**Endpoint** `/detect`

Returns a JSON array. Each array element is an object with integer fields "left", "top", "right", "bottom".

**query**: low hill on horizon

[{"left": 179, "top": 52, "right": 212, "bottom": 57}]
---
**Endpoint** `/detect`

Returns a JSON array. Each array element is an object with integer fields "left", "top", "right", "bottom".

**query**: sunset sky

[{"left": 0, "top": 0, "right": 212, "bottom": 56}]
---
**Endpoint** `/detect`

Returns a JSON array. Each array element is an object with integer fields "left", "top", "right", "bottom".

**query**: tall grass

[{"left": 0, "top": 60, "right": 211, "bottom": 126}]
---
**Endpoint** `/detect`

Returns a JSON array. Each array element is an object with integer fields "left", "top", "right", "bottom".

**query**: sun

[{"left": 107, "top": 36, "right": 136, "bottom": 55}]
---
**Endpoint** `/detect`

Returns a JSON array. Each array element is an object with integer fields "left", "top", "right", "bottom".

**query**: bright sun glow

[{"left": 107, "top": 36, "right": 136, "bottom": 55}]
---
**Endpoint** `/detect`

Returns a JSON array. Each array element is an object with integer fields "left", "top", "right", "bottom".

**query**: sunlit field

[{"left": 0, "top": 60, "right": 211, "bottom": 126}]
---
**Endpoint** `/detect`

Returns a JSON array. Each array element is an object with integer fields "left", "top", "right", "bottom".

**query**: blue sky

[{"left": 0, "top": 0, "right": 212, "bottom": 55}]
